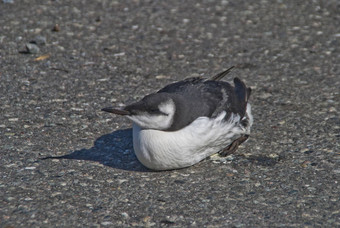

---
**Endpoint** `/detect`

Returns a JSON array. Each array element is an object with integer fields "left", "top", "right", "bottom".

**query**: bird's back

[{"left": 157, "top": 77, "right": 251, "bottom": 131}]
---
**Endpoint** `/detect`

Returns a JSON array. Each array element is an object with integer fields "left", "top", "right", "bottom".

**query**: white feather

[
  {"left": 132, "top": 104, "right": 253, "bottom": 170},
  {"left": 127, "top": 99, "right": 176, "bottom": 130}
]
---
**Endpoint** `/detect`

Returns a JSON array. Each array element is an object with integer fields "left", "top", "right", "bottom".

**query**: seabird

[{"left": 102, "top": 66, "right": 253, "bottom": 170}]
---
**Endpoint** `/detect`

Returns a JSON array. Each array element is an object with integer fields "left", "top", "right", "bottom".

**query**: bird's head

[{"left": 102, "top": 93, "right": 176, "bottom": 130}]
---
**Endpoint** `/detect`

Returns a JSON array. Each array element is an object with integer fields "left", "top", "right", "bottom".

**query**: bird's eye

[{"left": 149, "top": 109, "right": 159, "bottom": 113}]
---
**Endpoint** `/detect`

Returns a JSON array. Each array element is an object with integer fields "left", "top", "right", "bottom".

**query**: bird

[{"left": 102, "top": 66, "right": 253, "bottom": 170}]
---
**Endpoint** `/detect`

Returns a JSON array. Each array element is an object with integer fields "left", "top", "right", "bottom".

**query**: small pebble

[
  {"left": 25, "top": 43, "right": 40, "bottom": 54},
  {"left": 117, "top": 179, "right": 128, "bottom": 184},
  {"left": 52, "top": 24, "right": 60, "bottom": 32},
  {"left": 182, "top": 18, "right": 190, "bottom": 23},
  {"left": 30, "top": 35, "right": 46, "bottom": 45},
  {"left": 121, "top": 212, "right": 129, "bottom": 219},
  {"left": 258, "top": 92, "right": 272, "bottom": 99},
  {"left": 7, "top": 197, "right": 15, "bottom": 201},
  {"left": 114, "top": 52, "right": 125, "bottom": 57},
  {"left": 51, "top": 192, "right": 62, "bottom": 197},
  {"left": 268, "top": 153, "right": 279, "bottom": 159},
  {"left": 155, "top": 75, "right": 170, "bottom": 79},
  {"left": 162, "top": 215, "right": 178, "bottom": 224}
]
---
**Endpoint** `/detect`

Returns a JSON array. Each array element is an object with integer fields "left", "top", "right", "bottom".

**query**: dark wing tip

[
  {"left": 234, "top": 77, "right": 251, "bottom": 102},
  {"left": 233, "top": 77, "right": 251, "bottom": 118},
  {"left": 101, "top": 107, "right": 130, "bottom": 115},
  {"left": 233, "top": 77, "right": 243, "bottom": 85},
  {"left": 247, "top": 87, "right": 252, "bottom": 101},
  {"left": 209, "top": 66, "right": 235, "bottom": 81}
]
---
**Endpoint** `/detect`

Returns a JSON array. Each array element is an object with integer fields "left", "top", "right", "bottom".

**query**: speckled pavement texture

[{"left": 0, "top": 0, "right": 339, "bottom": 227}]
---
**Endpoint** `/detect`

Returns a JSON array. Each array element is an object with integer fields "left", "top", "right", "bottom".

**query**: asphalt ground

[{"left": 0, "top": 0, "right": 339, "bottom": 227}]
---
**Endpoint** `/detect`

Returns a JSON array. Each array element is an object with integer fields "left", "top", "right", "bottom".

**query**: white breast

[{"left": 132, "top": 104, "right": 253, "bottom": 170}]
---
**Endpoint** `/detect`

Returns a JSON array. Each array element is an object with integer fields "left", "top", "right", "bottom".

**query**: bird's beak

[{"left": 101, "top": 107, "right": 130, "bottom": 115}]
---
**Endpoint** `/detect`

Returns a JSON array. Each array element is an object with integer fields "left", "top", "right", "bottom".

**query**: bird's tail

[{"left": 234, "top": 77, "right": 251, "bottom": 117}]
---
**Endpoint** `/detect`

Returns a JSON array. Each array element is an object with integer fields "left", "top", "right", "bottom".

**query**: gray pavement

[{"left": 0, "top": 0, "right": 339, "bottom": 227}]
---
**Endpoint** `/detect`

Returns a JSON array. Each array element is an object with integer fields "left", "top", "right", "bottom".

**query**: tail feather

[
  {"left": 246, "top": 87, "right": 251, "bottom": 102},
  {"left": 234, "top": 77, "right": 247, "bottom": 102},
  {"left": 234, "top": 77, "right": 251, "bottom": 116}
]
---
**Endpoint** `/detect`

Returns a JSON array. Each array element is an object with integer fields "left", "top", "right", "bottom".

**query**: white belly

[{"left": 133, "top": 105, "right": 253, "bottom": 170}]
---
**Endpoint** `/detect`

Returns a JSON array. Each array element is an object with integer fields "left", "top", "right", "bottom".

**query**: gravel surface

[{"left": 1, "top": 0, "right": 339, "bottom": 227}]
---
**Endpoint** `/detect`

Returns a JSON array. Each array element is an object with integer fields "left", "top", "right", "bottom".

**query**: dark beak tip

[
  {"left": 101, "top": 107, "right": 111, "bottom": 112},
  {"left": 101, "top": 107, "right": 130, "bottom": 116}
]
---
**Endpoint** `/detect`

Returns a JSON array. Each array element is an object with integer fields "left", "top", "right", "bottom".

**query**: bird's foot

[{"left": 219, "top": 134, "right": 249, "bottom": 157}]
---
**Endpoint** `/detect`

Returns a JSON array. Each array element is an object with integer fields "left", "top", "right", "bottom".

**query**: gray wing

[{"left": 157, "top": 76, "right": 251, "bottom": 131}]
